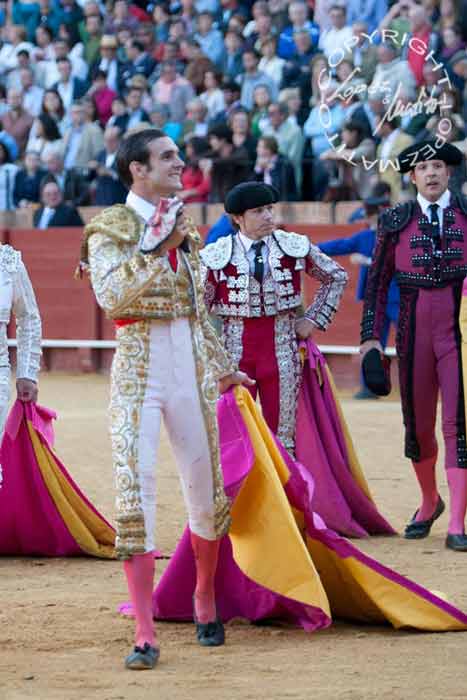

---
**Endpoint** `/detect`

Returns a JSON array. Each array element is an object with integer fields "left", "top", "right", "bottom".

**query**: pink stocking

[
  {"left": 190, "top": 532, "right": 220, "bottom": 624},
  {"left": 123, "top": 551, "right": 156, "bottom": 648},
  {"left": 413, "top": 455, "right": 439, "bottom": 522},
  {"left": 447, "top": 467, "right": 467, "bottom": 535}
]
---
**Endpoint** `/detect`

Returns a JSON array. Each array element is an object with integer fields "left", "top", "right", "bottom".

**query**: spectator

[
  {"left": 179, "top": 0, "right": 197, "bottom": 35},
  {"left": 62, "top": 100, "right": 104, "bottom": 170},
  {"left": 119, "top": 38, "right": 156, "bottom": 91},
  {"left": 350, "top": 22, "right": 379, "bottom": 85},
  {"left": 179, "top": 136, "right": 211, "bottom": 203},
  {"left": 182, "top": 98, "right": 210, "bottom": 140},
  {"left": 42, "top": 149, "right": 90, "bottom": 205},
  {"left": 103, "top": 0, "right": 139, "bottom": 34},
  {"left": 369, "top": 42, "right": 416, "bottom": 101},
  {"left": 89, "top": 125, "right": 127, "bottom": 205},
  {"left": 81, "top": 13, "right": 103, "bottom": 66},
  {"left": 13, "top": 150, "right": 46, "bottom": 207},
  {"left": 19, "top": 67, "right": 44, "bottom": 118},
  {"left": 0, "top": 120, "right": 19, "bottom": 161},
  {"left": 0, "top": 25, "right": 34, "bottom": 79},
  {"left": 42, "top": 38, "right": 89, "bottom": 88},
  {"left": 229, "top": 108, "right": 257, "bottom": 164},
  {"left": 41, "top": 89, "right": 67, "bottom": 133},
  {"left": 149, "top": 103, "right": 183, "bottom": 143},
  {"left": 277, "top": 2, "right": 320, "bottom": 60},
  {"left": 0, "top": 141, "right": 19, "bottom": 211},
  {"left": 152, "top": 3, "right": 171, "bottom": 43},
  {"left": 194, "top": 11, "right": 225, "bottom": 68},
  {"left": 207, "top": 123, "right": 253, "bottom": 202},
  {"left": 320, "top": 120, "right": 376, "bottom": 200},
  {"left": 262, "top": 101, "right": 304, "bottom": 192},
  {"left": 182, "top": 39, "right": 216, "bottom": 93},
  {"left": 151, "top": 60, "right": 195, "bottom": 122},
  {"left": 26, "top": 113, "right": 64, "bottom": 163},
  {"left": 254, "top": 135, "right": 298, "bottom": 200},
  {"left": 402, "top": 4, "right": 441, "bottom": 86},
  {"left": 2, "top": 88, "right": 33, "bottom": 155},
  {"left": 243, "top": 1, "right": 269, "bottom": 37},
  {"left": 57, "top": 0, "right": 84, "bottom": 45},
  {"left": 251, "top": 84, "right": 273, "bottom": 137},
  {"left": 248, "top": 11, "right": 277, "bottom": 53},
  {"left": 376, "top": 117, "right": 413, "bottom": 203},
  {"left": 281, "top": 28, "right": 316, "bottom": 89},
  {"left": 279, "top": 86, "right": 307, "bottom": 126},
  {"left": 221, "top": 0, "right": 249, "bottom": 31},
  {"left": 237, "top": 48, "right": 278, "bottom": 110},
  {"left": 33, "top": 25, "right": 55, "bottom": 63},
  {"left": 209, "top": 80, "right": 242, "bottom": 124},
  {"left": 220, "top": 29, "right": 244, "bottom": 80},
  {"left": 34, "top": 176, "right": 84, "bottom": 228},
  {"left": 89, "top": 35, "right": 122, "bottom": 94},
  {"left": 379, "top": 1, "right": 411, "bottom": 46},
  {"left": 258, "top": 36, "right": 286, "bottom": 86},
  {"left": 107, "top": 95, "right": 127, "bottom": 127},
  {"left": 6, "top": 49, "right": 35, "bottom": 91},
  {"left": 114, "top": 87, "right": 150, "bottom": 132},
  {"left": 346, "top": 0, "right": 388, "bottom": 34},
  {"left": 319, "top": 5, "right": 354, "bottom": 58},
  {"left": 52, "top": 57, "right": 88, "bottom": 113},
  {"left": 12, "top": 0, "right": 62, "bottom": 43},
  {"left": 200, "top": 71, "right": 225, "bottom": 121},
  {"left": 88, "top": 70, "right": 117, "bottom": 127}
]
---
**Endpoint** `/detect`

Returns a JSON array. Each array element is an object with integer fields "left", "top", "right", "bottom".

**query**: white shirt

[
  {"left": 238, "top": 232, "right": 271, "bottom": 277},
  {"left": 38, "top": 207, "right": 55, "bottom": 229},
  {"left": 417, "top": 189, "right": 451, "bottom": 233},
  {"left": 126, "top": 190, "right": 156, "bottom": 223},
  {"left": 319, "top": 25, "right": 354, "bottom": 59},
  {"left": 22, "top": 86, "right": 44, "bottom": 117}
]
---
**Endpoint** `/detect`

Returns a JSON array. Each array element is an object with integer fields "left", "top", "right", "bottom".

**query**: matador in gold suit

[{"left": 80, "top": 129, "right": 244, "bottom": 668}]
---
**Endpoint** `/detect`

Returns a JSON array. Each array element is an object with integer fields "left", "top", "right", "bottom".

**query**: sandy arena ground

[{"left": 1, "top": 373, "right": 467, "bottom": 700}]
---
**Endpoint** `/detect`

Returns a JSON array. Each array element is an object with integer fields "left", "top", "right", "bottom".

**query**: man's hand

[
  {"left": 16, "top": 378, "right": 38, "bottom": 403},
  {"left": 159, "top": 211, "right": 190, "bottom": 253},
  {"left": 360, "top": 339, "right": 383, "bottom": 356},
  {"left": 295, "top": 318, "right": 314, "bottom": 340},
  {"left": 350, "top": 252, "right": 372, "bottom": 267},
  {"left": 219, "top": 371, "right": 255, "bottom": 394}
]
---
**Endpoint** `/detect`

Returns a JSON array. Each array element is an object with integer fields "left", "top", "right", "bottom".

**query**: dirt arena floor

[{"left": 1, "top": 374, "right": 467, "bottom": 700}]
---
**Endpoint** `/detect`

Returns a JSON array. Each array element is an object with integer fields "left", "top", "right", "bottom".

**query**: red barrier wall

[{"left": 6, "top": 224, "right": 385, "bottom": 388}]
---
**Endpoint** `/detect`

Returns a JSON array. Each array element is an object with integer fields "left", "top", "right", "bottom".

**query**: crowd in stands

[{"left": 1, "top": 0, "right": 467, "bottom": 220}]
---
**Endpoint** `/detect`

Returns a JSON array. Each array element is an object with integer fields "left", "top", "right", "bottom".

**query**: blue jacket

[
  {"left": 319, "top": 228, "right": 399, "bottom": 320},
  {"left": 205, "top": 214, "right": 234, "bottom": 245}
]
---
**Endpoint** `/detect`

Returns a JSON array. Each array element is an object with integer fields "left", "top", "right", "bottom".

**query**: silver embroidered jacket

[
  {"left": 0, "top": 244, "right": 42, "bottom": 445},
  {"left": 201, "top": 229, "right": 348, "bottom": 329}
]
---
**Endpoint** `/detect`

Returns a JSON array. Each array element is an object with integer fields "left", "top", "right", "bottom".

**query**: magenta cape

[
  {"left": 0, "top": 401, "right": 115, "bottom": 558},
  {"left": 148, "top": 389, "right": 467, "bottom": 632},
  {"left": 296, "top": 340, "right": 395, "bottom": 537}
]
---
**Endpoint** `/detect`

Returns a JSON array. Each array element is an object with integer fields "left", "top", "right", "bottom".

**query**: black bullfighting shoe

[
  {"left": 125, "top": 643, "right": 160, "bottom": 670},
  {"left": 404, "top": 496, "right": 445, "bottom": 539},
  {"left": 195, "top": 619, "right": 225, "bottom": 647},
  {"left": 445, "top": 534, "right": 467, "bottom": 551}
]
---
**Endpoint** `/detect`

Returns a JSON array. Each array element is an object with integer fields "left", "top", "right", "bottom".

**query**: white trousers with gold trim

[{"left": 134, "top": 318, "right": 217, "bottom": 551}]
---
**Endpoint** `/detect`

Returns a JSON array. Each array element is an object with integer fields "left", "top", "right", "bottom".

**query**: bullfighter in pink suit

[{"left": 360, "top": 140, "right": 467, "bottom": 551}]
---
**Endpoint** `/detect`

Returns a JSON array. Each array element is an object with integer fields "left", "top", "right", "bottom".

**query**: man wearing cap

[
  {"left": 201, "top": 181, "right": 348, "bottom": 453},
  {"left": 81, "top": 129, "right": 252, "bottom": 669},
  {"left": 360, "top": 140, "right": 467, "bottom": 551}
]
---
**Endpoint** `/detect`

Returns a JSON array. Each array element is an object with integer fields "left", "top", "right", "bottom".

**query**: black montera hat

[
  {"left": 361, "top": 349, "right": 392, "bottom": 397},
  {"left": 398, "top": 140, "right": 463, "bottom": 174},
  {"left": 225, "top": 182, "right": 279, "bottom": 215}
]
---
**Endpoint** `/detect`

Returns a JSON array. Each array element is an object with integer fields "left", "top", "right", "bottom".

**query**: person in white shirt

[
  {"left": 318, "top": 5, "right": 354, "bottom": 59},
  {"left": 0, "top": 142, "right": 19, "bottom": 211},
  {"left": 20, "top": 68, "right": 44, "bottom": 118},
  {"left": 200, "top": 70, "right": 225, "bottom": 121}
]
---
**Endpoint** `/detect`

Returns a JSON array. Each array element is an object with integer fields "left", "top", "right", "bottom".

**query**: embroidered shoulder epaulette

[
  {"left": 273, "top": 229, "right": 311, "bottom": 258},
  {"left": 79, "top": 204, "right": 142, "bottom": 269},
  {"left": 199, "top": 234, "right": 233, "bottom": 270},
  {"left": 452, "top": 192, "right": 467, "bottom": 215},
  {"left": 379, "top": 202, "right": 415, "bottom": 233},
  {"left": 0, "top": 244, "right": 21, "bottom": 275}
]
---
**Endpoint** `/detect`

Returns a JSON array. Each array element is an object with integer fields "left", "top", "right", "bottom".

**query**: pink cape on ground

[
  {"left": 0, "top": 401, "right": 115, "bottom": 558},
  {"left": 142, "top": 388, "right": 467, "bottom": 633},
  {"left": 296, "top": 339, "right": 395, "bottom": 537}
]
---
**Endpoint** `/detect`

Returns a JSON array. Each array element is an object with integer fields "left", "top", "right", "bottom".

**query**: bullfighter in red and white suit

[{"left": 201, "top": 182, "right": 348, "bottom": 453}]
